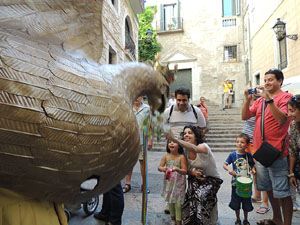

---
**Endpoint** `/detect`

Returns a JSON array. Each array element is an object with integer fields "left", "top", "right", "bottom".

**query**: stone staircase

[
  {"left": 205, "top": 105, "right": 243, "bottom": 152},
  {"left": 152, "top": 105, "right": 244, "bottom": 152}
]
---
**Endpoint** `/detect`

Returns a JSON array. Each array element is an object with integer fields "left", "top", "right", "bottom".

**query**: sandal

[
  {"left": 256, "top": 206, "right": 270, "bottom": 214},
  {"left": 257, "top": 219, "right": 277, "bottom": 225},
  {"left": 122, "top": 184, "right": 131, "bottom": 193}
]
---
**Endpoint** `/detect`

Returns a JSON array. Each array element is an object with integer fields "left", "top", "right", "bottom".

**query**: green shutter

[
  {"left": 160, "top": 4, "right": 165, "bottom": 30},
  {"left": 177, "top": 0, "right": 181, "bottom": 29},
  {"left": 222, "top": 0, "right": 224, "bottom": 17},
  {"left": 232, "top": 0, "right": 236, "bottom": 16}
]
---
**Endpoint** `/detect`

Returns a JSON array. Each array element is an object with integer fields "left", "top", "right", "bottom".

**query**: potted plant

[{"left": 168, "top": 24, "right": 173, "bottom": 30}]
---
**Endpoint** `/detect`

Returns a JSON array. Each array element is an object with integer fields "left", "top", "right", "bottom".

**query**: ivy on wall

[{"left": 138, "top": 6, "right": 162, "bottom": 62}]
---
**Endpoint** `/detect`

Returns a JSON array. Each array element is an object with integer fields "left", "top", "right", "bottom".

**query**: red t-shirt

[
  {"left": 197, "top": 104, "right": 208, "bottom": 120},
  {"left": 250, "top": 91, "right": 292, "bottom": 157}
]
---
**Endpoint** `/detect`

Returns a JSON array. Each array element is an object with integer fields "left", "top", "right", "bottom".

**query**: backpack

[{"left": 167, "top": 104, "right": 198, "bottom": 123}]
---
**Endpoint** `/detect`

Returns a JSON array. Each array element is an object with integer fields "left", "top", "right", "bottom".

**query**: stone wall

[
  {"left": 249, "top": 0, "right": 300, "bottom": 94},
  {"left": 147, "top": 0, "right": 248, "bottom": 107},
  {"left": 100, "top": 0, "right": 140, "bottom": 64}
]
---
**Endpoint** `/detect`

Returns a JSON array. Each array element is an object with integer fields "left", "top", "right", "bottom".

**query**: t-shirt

[
  {"left": 250, "top": 91, "right": 292, "bottom": 157},
  {"left": 225, "top": 151, "right": 255, "bottom": 186},
  {"left": 222, "top": 82, "right": 232, "bottom": 93},
  {"left": 242, "top": 116, "right": 255, "bottom": 143},
  {"left": 197, "top": 103, "right": 209, "bottom": 120},
  {"left": 164, "top": 104, "right": 206, "bottom": 137},
  {"left": 187, "top": 143, "right": 220, "bottom": 179}
]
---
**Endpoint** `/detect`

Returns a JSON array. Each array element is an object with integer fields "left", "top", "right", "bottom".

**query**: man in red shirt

[{"left": 242, "top": 68, "right": 293, "bottom": 225}]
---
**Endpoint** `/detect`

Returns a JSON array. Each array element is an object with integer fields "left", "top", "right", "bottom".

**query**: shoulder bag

[{"left": 253, "top": 101, "right": 287, "bottom": 167}]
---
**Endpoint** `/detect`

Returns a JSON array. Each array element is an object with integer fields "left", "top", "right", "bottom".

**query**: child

[
  {"left": 158, "top": 139, "right": 187, "bottom": 225},
  {"left": 223, "top": 133, "right": 255, "bottom": 225}
]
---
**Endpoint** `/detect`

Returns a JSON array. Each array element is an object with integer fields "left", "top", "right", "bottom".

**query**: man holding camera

[{"left": 241, "top": 68, "right": 293, "bottom": 225}]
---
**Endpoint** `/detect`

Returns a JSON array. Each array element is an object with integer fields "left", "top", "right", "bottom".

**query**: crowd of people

[{"left": 91, "top": 68, "right": 300, "bottom": 225}]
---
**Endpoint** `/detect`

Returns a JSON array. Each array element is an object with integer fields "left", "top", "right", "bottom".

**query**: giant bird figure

[{"left": 0, "top": 0, "right": 169, "bottom": 203}]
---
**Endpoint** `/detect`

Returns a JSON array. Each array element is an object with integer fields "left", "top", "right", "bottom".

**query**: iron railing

[
  {"left": 278, "top": 60, "right": 287, "bottom": 70},
  {"left": 222, "top": 18, "right": 236, "bottom": 27},
  {"left": 155, "top": 17, "right": 183, "bottom": 32},
  {"left": 125, "top": 33, "right": 136, "bottom": 59}
]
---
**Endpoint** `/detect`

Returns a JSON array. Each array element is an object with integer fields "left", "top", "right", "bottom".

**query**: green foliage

[{"left": 138, "top": 6, "right": 162, "bottom": 62}]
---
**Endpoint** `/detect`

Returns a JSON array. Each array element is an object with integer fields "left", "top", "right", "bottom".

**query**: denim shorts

[
  {"left": 256, "top": 156, "right": 291, "bottom": 198},
  {"left": 229, "top": 186, "right": 253, "bottom": 212}
]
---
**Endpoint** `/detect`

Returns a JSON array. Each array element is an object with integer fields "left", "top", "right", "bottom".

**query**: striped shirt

[{"left": 242, "top": 116, "right": 256, "bottom": 143}]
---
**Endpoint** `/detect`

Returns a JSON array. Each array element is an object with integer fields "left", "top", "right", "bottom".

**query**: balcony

[
  {"left": 125, "top": 34, "right": 136, "bottom": 60},
  {"left": 222, "top": 18, "right": 237, "bottom": 27},
  {"left": 155, "top": 17, "right": 183, "bottom": 33}
]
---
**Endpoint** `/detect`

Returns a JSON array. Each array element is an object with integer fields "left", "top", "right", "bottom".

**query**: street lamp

[
  {"left": 139, "top": 29, "right": 153, "bottom": 44},
  {"left": 272, "top": 18, "right": 298, "bottom": 41},
  {"left": 146, "top": 29, "right": 153, "bottom": 40}
]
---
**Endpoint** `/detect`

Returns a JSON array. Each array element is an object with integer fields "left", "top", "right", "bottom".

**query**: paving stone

[{"left": 69, "top": 151, "right": 300, "bottom": 225}]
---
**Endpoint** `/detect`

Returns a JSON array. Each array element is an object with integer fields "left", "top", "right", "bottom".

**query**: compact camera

[{"left": 248, "top": 88, "right": 262, "bottom": 94}]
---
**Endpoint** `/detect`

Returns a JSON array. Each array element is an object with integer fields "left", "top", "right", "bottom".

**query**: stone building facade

[
  {"left": 99, "top": 0, "right": 144, "bottom": 65},
  {"left": 243, "top": 0, "right": 300, "bottom": 94},
  {"left": 146, "top": 0, "right": 248, "bottom": 106}
]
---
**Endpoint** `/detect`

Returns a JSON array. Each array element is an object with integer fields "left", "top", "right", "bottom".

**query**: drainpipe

[{"left": 247, "top": 13, "right": 252, "bottom": 86}]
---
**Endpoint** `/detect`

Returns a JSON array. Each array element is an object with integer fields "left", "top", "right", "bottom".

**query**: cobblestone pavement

[{"left": 69, "top": 151, "right": 300, "bottom": 225}]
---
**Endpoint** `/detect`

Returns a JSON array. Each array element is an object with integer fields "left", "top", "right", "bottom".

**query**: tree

[{"left": 138, "top": 6, "right": 162, "bottom": 62}]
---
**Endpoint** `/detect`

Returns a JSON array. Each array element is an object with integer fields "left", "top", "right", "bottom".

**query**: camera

[{"left": 248, "top": 88, "right": 262, "bottom": 94}]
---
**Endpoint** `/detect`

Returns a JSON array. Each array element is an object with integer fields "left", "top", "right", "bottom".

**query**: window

[
  {"left": 160, "top": 3, "right": 181, "bottom": 31},
  {"left": 125, "top": 17, "right": 135, "bottom": 59},
  {"left": 255, "top": 73, "right": 260, "bottom": 85},
  {"left": 164, "top": 4, "right": 176, "bottom": 29},
  {"left": 109, "top": 46, "right": 117, "bottom": 64},
  {"left": 224, "top": 46, "right": 237, "bottom": 62},
  {"left": 278, "top": 38, "right": 287, "bottom": 70},
  {"left": 222, "top": 0, "right": 240, "bottom": 17}
]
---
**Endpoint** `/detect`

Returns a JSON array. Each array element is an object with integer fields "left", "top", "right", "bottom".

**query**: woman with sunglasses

[{"left": 287, "top": 95, "right": 300, "bottom": 211}]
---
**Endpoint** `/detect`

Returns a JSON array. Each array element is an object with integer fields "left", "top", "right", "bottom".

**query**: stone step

[
  {"left": 206, "top": 138, "right": 236, "bottom": 143},
  {"left": 210, "top": 125, "right": 243, "bottom": 129},
  {"left": 206, "top": 133, "right": 238, "bottom": 138},
  {"left": 209, "top": 142, "right": 236, "bottom": 148},
  {"left": 211, "top": 146, "right": 236, "bottom": 152},
  {"left": 209, "top": 115, "right": 244, "bottom": 122},
  {"left": 208, "top": 130, "right": 242, "bottom": 135},
  {"left": 209, "top": 123, "right": 244, "bottom": 127},
  {"left": 209, "top": 111, "right": 241, "bottom": 115}
]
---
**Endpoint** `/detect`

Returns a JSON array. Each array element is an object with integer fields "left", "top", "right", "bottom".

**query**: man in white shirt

[
  {"left": 163, "top": 86, "right": 206, "bottom": 214},
  {"left": 164, "top": 87, "right": 206, "bottom": 136}
]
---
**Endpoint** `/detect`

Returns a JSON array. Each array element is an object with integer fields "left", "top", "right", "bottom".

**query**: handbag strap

[
  {"left": 260, "top": 101, "right": 266, "bottom": 141},
  {"left": 260, "top": 100, "right": 288, "bottom": 153}
]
